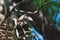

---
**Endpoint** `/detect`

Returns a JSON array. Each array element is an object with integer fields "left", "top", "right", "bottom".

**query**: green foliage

[
  {"left": 32, "top": 0, "right": 60, "bottom": 26},
  {"left": 32, "top": 0, "right": 58, "bottom": 19},
  {"left": 32, "top": 0, "right": 43, "bottom": 7},
  {"left": 32, "top": 0, "right": 50, "bottom": 7}
]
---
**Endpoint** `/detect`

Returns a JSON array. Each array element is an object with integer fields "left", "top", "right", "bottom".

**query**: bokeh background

[{"left": 31, "top": 0, "right": 60, "bottom": 40}]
